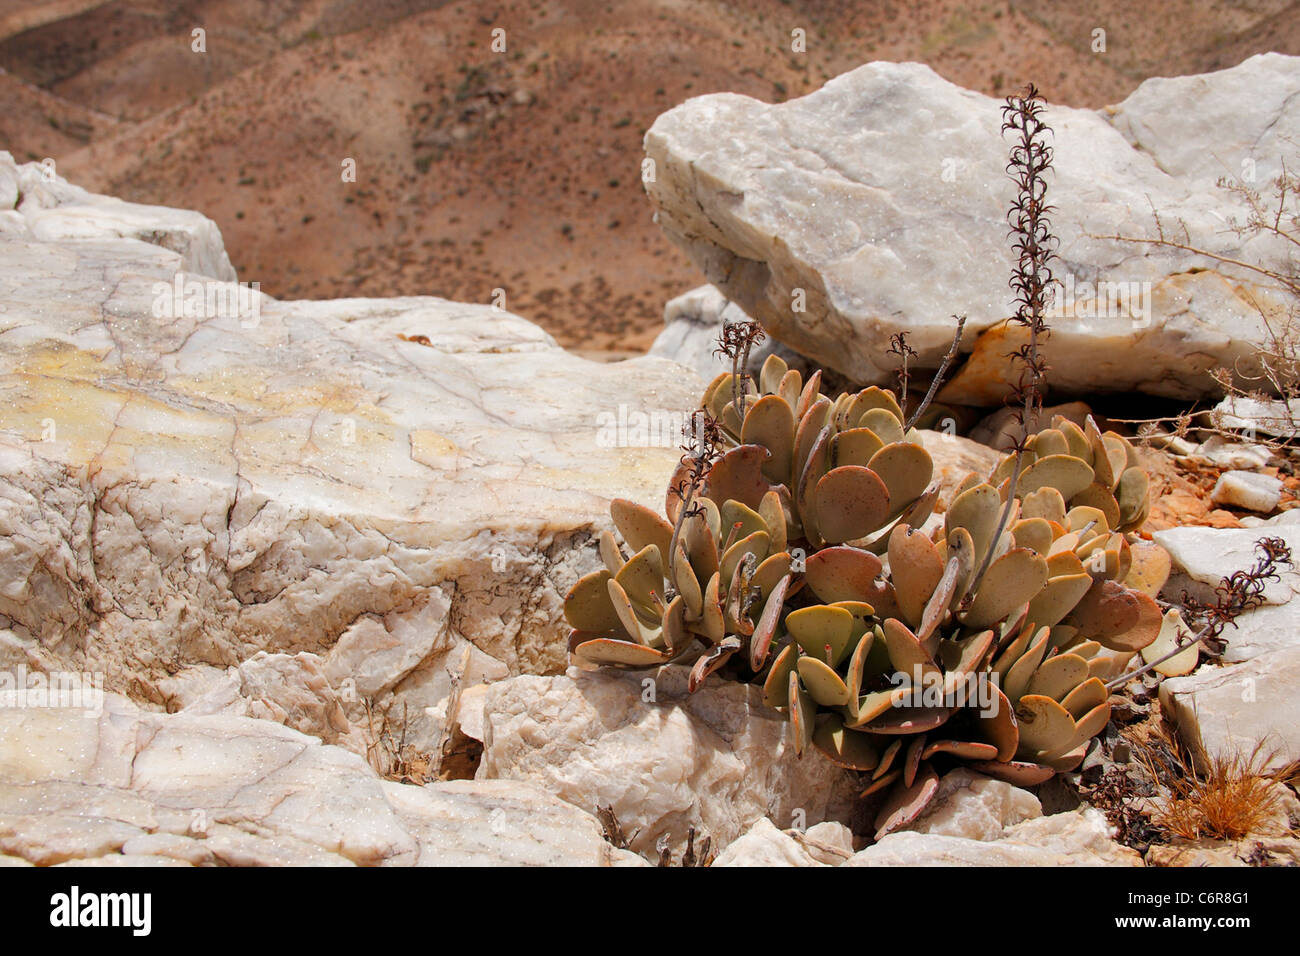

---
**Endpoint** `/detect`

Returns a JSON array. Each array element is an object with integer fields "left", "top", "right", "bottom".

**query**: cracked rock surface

[{"left": 0, "top": 150, "right": 701, "bottom": 758}]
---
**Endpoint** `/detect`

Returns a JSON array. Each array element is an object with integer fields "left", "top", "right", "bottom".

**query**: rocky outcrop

[
  {"left": 0, "top": 693, "right": 644, "bottom": 866},
  {"left": 1154, "top": 517, "right": 1300, "bottom": 663},
  {"left": 644, "top": 54, "right": 1299, "bottom": 402},
  {"left": 1160, "top": 648, "right": 1300, "bottom": 773},
  {"left": 0, "top": 151, "right": 233, "bottom": 281},
  {"left": 0, "top": 151, "right": 701, "bottom": 752},
  {"left": 471, "top": 667, "right": 860, "bottom": 857}
]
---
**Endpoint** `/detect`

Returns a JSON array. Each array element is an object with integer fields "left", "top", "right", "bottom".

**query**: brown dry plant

[{"left": 1137, "top": 733, "right": 1283, "bottom": 843}]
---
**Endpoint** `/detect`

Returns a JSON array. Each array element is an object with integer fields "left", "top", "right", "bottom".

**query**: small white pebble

[{"left": 1210, "top": 470, "right": 1282, "bottom": 513}]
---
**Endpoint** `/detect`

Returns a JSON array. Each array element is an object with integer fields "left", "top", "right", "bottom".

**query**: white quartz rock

[
  {"left": 1159, "top": 646, "right": 1300, "bottom": 773},
  {"left": 0, "top": 161, "right": 700, "bottom": 750},
  {"left": 644, "top": 55, "right": 1299, "bottom": 400},
  {"left": 651, "top": 285, "right": 818, "bottom": 381},
  {"left": 1153, "top": 524, "right": 1300, "bottom": 605},
  {"left": 902, "top": 769, "right": 1042, "bottom": 841},
  {"left": 847, "top": 807, "right": 1141, "bottom": 866},
  {"left": 0, "top": 693, "right": 643, "bottom": 866},
  {"left": 472, "top": 667, "right": 860, "bottom": 858},
  {"left": 1211, "top": 470, "right": 1283, "bottom": 513},
  {"left": 710, "top": 818, "right": 830, "bottom": 867},
  {"left": 2, "top": 151, "right": 235, "bottom": 281}
]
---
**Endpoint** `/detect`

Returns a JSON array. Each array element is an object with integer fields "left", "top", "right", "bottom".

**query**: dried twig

[
  {"left": 1106, "top": 537, "right": 1294, "bottom": 690},
  {"left": 905, "top": 314, "right": 968, "bottom": 431}
]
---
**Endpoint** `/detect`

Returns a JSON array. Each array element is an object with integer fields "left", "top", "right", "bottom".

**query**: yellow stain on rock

[{"left": 409, "top": 430, "right": 460, "bottom": 468}]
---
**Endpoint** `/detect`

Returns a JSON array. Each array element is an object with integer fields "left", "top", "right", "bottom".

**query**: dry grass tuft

[{"left": 1139, "top": 733, "right": 1283, "bottom": 842}]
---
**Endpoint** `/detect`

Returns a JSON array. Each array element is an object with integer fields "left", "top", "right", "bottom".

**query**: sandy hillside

[{"left": 2, "top": 0, "right": 1297, "bottom": 351}]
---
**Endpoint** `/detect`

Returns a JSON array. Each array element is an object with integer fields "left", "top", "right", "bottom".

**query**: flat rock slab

[
  {"left": 846, "top": 807, "right": 1141, "bottom": 866},
  {"left": 1153, "top": 521, "right": 1300, "bottom": 662},
  {"left": 645, "top": 55, "right": 1299, "bottom": 401},
  {"left": 1159, "top": 646, "right": 1300, "bottom": 773},
  {"left": 0, "top": 693, "right": 644, "bottom": 866},
  {"left": 0, "top": 153, "right": 700, "bottom": 748}
]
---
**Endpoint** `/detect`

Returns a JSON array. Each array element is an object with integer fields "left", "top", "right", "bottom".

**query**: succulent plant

[
  {"left": 988, "top": 414, "right": 1151, "bottom": 533},
  {"left": 562, "top": 341, "right": 1166, "bottom": 840},
  {"left": 565, "top": 493, "right": 796, "bottom": 691},
  {"left": 671, "top": 355, "right": 940, "bottom": 552},
  {"left": 748, "top": 417, "right": 1160, "bottom": 837}
]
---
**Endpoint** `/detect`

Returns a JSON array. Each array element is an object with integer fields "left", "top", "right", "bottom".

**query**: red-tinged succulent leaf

[
  {"left": 804, "top": 546, "right": 885, "bottom": 605},
  {"left": 1060, "top": 677, "right": 1108, "bottom": 720},
  {"left": 863, "top": 704, "right": 956, "bottom": 735},
  {"left": 903, "top": 734, "right": 927, "bottom": 787},
  {"left": 761, "top": 644, "right": 797, "bottom": 709},
  {"left": 574, "top": 638, "right": 668, "bottom": 669},
  {"left": 703, "top": 444, "right": 771, "bottom": 511},
  {"left": 847, "top": 686, "right": 910, "bottom": 729},
  {"left": 789, "top": 669, "right": 816, "bottom": 756},
  {"left": 776, "top": 367, "right": 801, "bottom": 410},
  {"left": 874, "top": 764, "right": 940, "bottom": 840},
  {"left": 688, "top": 636, "right": 742, "bottom": 692},
  {"left": 867, "top": 442, "right": 934, "bottom": 511},
  {"left": 786, "top": 604, "right": 856, "bottom": 668},
  {"left": 664, "top": 458, "right": 692, "bottom": 524},
  {"left": 918, "top": 555, "right": 961, "bottom": 649},
  {"left": 889, "top": 524, "right": 944, "bottom": 630},
  {"left": 882, "top": 618, "right": 941, "bottom": 683},
  {"left": 792, "top": 397, "right": 832, "bottom": 493},
  {"left": 796, "top": 425, "right": 833, "bottom": 540},
  {"left": 568, "top": 628, "right": 620, "bottom": 658},
  {"left": 742, "top": 394, "right": 797, "bottom": 486},
  {"left": 662, "top": 594, "right": 691, "bottom": 656},
  {"left": 940, "top": 629, "right": 995, "bottom": 698},
  {"left": 1014, "top": 694, "right": 1076, "bottom": 756},
  {"left": 859, "top": 407, "right": 905, "bottom": 446},
  {"left": 609, "top": 499, "right": 674, "bottom": 566},
  {"left": 750, "top": 573, "right": 791, "bottom": 671},
  {"left": 1025, "top": 571, "right": 1094, "bottom": 629},
  {"left": 831, "top": 427, "right": 885, "bottom": 469},
  {"left": 945, "top": 483, "right": 1002, "bottom": 571},
  {"left": 797, "top": 656, "right": 852, "bottom": 707},
  {"left": 1019, "top": 454, "right": 1095, "bottom": 501},
  {"left": 812, "top": 466, "right": 892, "bottom": 544},
  {"left": 564, "top": 568, "right": 622, "bottom": 632},
  {"left": 614, "top": 543, "right": 666, "bottom": 613},
  {"left": 974, "top": 685, "right": 1019, "bottom": 762},
  {"left": 967, "top": 759, "right": 1055, "bottom": 785},
  {"left": 812, "top": 715, "right": 882, "bottom": 771},
  {"left": 795, "top": 369, "right": 824, "bottom": 422},
  {"left": 1065, "top": 578, "right": 1163, "bottom": 652},
  {"left": 961, "top": 548, "right": 1049, "bottom": 629},
  {"left": 922, "top": 740, "right": 1000, "bottom": 761},
  {"left": 860, "top": 768, "right": 902, "bottom": 798},
  {"left": 1025, "top": 653, "right": 1090, "bottom": 702}
]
